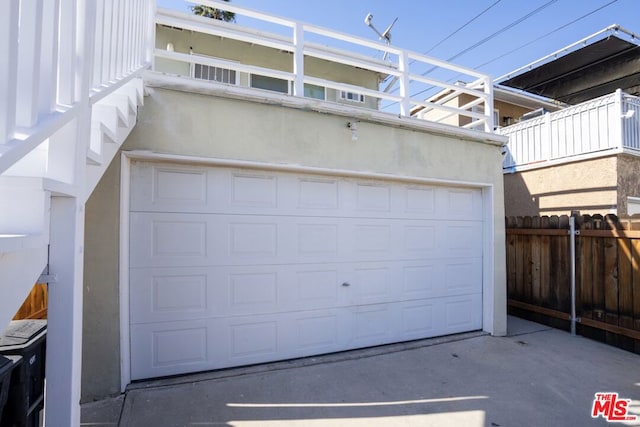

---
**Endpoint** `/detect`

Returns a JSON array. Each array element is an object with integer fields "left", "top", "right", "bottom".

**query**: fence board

[
  {"left": 13, "top": 283, "right": 48, "bottom": 320},
  {"left": 506, "top": 214, "right": 640, "bottom": 355},
  {"left": 540, "top": 216, "right": 551, "bottom": 304}
]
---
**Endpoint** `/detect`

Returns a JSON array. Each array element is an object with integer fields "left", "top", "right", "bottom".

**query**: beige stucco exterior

[
  {"left": 617, "top": 154, "right": 640, "bottom": 215},
  {"left": 501, "top": 155, "right": 640, "bottom": 217},
  {"left": 82, "top": 83, "right": 507, "bottom": 402},
  {"left": 416, "top": 92, "right": 538, "bottom": 130}
]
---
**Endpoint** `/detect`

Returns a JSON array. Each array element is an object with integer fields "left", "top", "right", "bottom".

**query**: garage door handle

[{"left": 341, "top": 282, "right": 350, "bottom": 287}]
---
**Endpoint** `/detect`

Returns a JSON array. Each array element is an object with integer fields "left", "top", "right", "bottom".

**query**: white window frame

[
  {"left": 628, "top": 196, "right": 640, "bottom": 215},
  {"left": 340, "top": 90, "right": 365, "bottom": 103},
  {"left": 249, "top": 74, "right": 291, "bottom": 94},
  {"left": 472, "top": 105, "right": 499, "bottom": 130},
  {"left": 189, "top": 51, "right": 239, "bottom": 85}
]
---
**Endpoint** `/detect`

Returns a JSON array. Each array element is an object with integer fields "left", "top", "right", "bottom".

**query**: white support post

[
  {"left": 292, "top": 23, "right": 304, "bottom": 98},
  {"left": 398, "top": 51, "right": 411, "bottom": 117},
  {"left": 0, "top": 0, "right": 19, "bottom": 142},
  {"left": 45, "top": 1, "right": 95, "bottom": 425},
  {"left": 45, "top": 197, "right": 86, "bottom": 427},
  {"left": 16, "top": 0, "right": 44, "bottom": 128},
  {"left": 483, "top": 77, "right": 494, "bottom": 132}
]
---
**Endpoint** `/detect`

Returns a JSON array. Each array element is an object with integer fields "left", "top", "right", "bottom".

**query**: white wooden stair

[{"left": 0, "top": 77, "right": 145, "bottom": 334}]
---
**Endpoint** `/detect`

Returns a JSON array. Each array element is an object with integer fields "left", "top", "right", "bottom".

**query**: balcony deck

[
  {"left": 152, "top": 0, "right": 495, "bottom": 134},
  {"left": 500, "top": 89, "right": 640, "bottom": 172}
]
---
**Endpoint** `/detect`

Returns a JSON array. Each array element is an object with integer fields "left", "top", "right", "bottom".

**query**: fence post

[{"left": 569, "top": 216, "right": 577, "bottom": 336}]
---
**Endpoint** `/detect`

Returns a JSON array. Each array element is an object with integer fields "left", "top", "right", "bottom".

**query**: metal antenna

[{"left": 364, "top": 13, "right": 398, "bottom": 61}]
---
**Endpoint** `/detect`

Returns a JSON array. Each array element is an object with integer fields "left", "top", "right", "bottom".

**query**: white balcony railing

[
  {"left": 152, "top": 0, "right": 495, "bottom": 132},
  {"left": 500, "top": 89, "right": 640, "bottom": 171},
  {"left": 0, "top": 0, "right": 154, "bottom": 175}
]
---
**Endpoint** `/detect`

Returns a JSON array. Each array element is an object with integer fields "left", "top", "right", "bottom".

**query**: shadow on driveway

[{"left": 81, "top": 317, "right": 640, "bottom": 427}]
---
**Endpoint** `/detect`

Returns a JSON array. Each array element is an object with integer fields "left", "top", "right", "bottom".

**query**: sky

[{"left": 156, "top": 0, "right": 638, "bottom": 83}]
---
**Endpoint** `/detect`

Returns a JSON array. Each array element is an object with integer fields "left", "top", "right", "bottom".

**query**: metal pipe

[{"left": 569, "top": 216, "right": 577, "bottom": 336}]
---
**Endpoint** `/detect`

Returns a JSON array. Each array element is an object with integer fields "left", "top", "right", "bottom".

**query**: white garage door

[{"left": 128, "top": 161, "right": 484, "bottom": 380}]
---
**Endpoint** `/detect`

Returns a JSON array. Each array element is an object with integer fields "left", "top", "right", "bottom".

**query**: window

[
  {"left": 304, "top": 84, "right": 325, "bottom": 100},
  {"left": 472, "top": 105, "right": 499, "bottom": 130},
  {"left": 340, "top": 91, "right": 365, "bottom": 103},
  {"left": 250, "top": 75, "right": 289, "bottom": 94},
  {"left": 193, "top": 63, "right": 237, "bottom": 84},
  {"left": 628, "top": 196, "right": 640, "bottom": 215}
]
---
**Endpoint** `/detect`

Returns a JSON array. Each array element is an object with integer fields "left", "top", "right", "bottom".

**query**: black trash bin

[
  {"left": 0, "top": 355, "right": 21, "bottom": 425},
  {"left": 0, "top": 320, "right": 46, "bottom": 427}
]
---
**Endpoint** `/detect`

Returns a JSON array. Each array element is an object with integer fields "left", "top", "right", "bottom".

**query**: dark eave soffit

[{"left": 501, "top": 36, "right": 640, "bottom": 105}]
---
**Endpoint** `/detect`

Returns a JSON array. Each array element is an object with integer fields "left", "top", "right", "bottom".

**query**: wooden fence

[
  {"left": 13, "top": 283, "right": 48, "bottom": 320},
  {"left": 506, "top": 214, "right": 640, "bottom": 354}
]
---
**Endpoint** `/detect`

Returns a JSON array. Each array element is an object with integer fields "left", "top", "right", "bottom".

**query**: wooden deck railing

[{"left": 506, "top": 214, "right": 640, "bottom": 353}]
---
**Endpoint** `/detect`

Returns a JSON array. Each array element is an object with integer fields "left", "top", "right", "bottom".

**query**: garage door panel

[
  {"left": 400, "top": 301, "right": 436, "bottom": 340},
  {"left": 130, "top": 319, "right": 220, "bottom": 380},
  {"left": 129, "top": 213, "right": 214, "bottom": 268},
  {"left": 401, "top": 262, "right": 439, "bottom": 299},
  {"left": 132, "top": 214, "right": 480, "bottom": 268},
  {"left": 230, "top": 171, "right": 279, "bottom": 208},
  {"left": 442, "top": 222, "right": 483, "bottom": 258},
  {"left": 296, "top": 176, "right": 340, "bottom": 210},
  {"left": 443, "top": 294, "right": 483, "bottom": 333},
  {"left": 129, "top": 268, "right": 212, "bottom": 324},
  {"left": 129, "top": 162, "right": 486, "bottom": 380},
  {"left": 443, "top": 258, "right": 483, "bottom": 297},
  {"left": 351, "top": 304, "right": 394, "bottom": 347},
  {"left": 131, "top": 163, "right": 483, "bottom": 221}
]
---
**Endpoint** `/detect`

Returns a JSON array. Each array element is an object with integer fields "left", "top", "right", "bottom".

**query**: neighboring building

[
  {"left": 497, "top": 26, "right": 640, "bottom": 217},
  {"left": 80, "top": 4, "right": 507, "bottom": 401},
  {"left": 414, "top": 25, "right": 640, "bottom": 218},
  {"left": 413, "top": 84, "right": 562, "bottom": 131}
]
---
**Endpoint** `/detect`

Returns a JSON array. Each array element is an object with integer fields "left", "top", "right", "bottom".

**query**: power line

[
  {"left": 397, "top": 0, "right": 560, "bottom": 102},
  {"left": 443, "top": 0, "right": 558, "bottom": 64},
  {"left": 474, "top": 0, "right": 618, "bottom": 71},
  {"left": 422, "top": 0, "right": 502, "bottom": 56}
]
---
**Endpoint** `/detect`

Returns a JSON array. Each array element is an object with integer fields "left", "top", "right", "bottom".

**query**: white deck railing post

[
  {"left": 292, "top": 22, "right": 304, "bottom": 98},
  {"left": 615, "top": 88, "right": 624, "bottom": 150},
  {"left": 38, "top": 0, "right": 61, "bottom": 117},
  {"left": 16, "top": 0, "right": 44, "bottom": 128},
  {"left": 544, "top": 112, "right": 552, "bottom": 160},
  {"left": 58, "top": 0, "right": 78, "bottom": 105},
  {"left": 0, "top": 0, "right": 20, "bottom": 143},
  {"left": 398, "top": 50, "right": 411, "bottom": 117},
  {"left": 484, "top": 77, "right": 494, "bottom": 132}
]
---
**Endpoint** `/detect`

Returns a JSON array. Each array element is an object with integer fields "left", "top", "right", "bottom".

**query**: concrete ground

[{"left": 81, "top": 317, "right": 640, "bottom": 427}]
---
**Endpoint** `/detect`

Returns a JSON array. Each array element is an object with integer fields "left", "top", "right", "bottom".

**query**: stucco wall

[
  {"left": 503, "top": 156, "right": 619, "bottom": 217},
  {"left": 617, "top": 154, "right": 640, "bottom": 216},
  {"left": 82, "top": 157, "right": 122, "bottom": 400},
  {"left": 82, "top": 85, "right": 507, "bottom": 401},
  {"left": 494, "top": 100, "right": 533, "bottom": 128}
]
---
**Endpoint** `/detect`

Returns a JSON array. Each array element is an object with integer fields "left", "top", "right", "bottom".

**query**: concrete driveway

[{"left": 81, "top": 317, "right": 640, "bottom": 426}]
